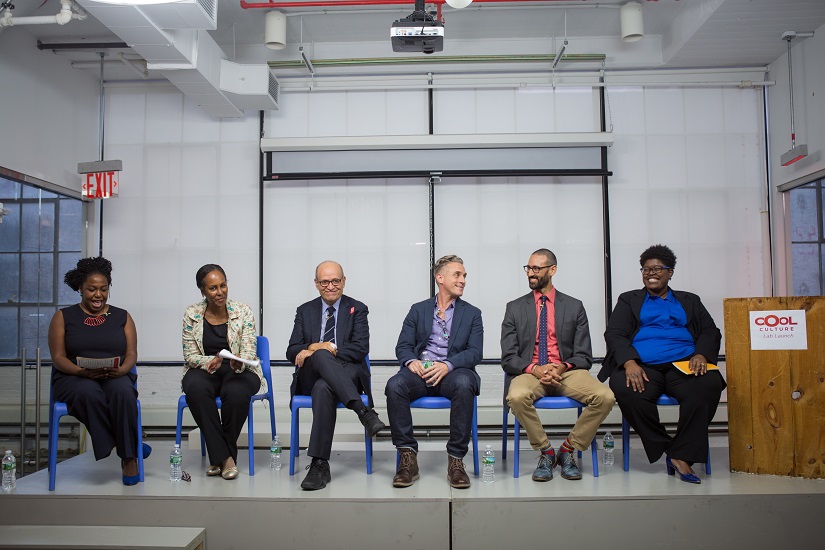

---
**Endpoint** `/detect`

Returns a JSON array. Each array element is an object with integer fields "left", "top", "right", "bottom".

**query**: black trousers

[
  {"left": 295, "top": 350, "right": 363, "bottom": 461},
  {"left": 182, "top": 365, "right": 261, "bottom": 467},
  {"left": 52, "top": 372, "right": 139, "bottom": 461},
  {"left": 610, "top": 364, "right": 725, "bottom": 464}
]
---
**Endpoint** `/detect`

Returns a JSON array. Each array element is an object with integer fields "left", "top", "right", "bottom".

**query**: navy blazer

[
  {"left": 286, "top": 295, "right": 372, "bottom": 404},
  {"left": 598, "top": 288, "right": 721, "bottom": 382},
  {"left": 395, "top": 297, "right": 484, "bottom": 387}
]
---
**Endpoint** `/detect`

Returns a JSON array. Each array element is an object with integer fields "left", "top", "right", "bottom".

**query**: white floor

[
  {"left": 8, "top": 433, "right": 825, "bottom": 500},
  {"left": 3, "top": 436, "right": 825, "bottom": 549}
]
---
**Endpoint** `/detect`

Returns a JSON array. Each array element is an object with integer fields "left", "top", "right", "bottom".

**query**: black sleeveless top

[
  {"left": 62, "top": 304, "right": 128, "bottom": 362},
  {"left": 53, "top": 304, "right": 133, "bottom": 383},
  {"left": 203, "top": 320, "right": 230, "bottom": 368}
]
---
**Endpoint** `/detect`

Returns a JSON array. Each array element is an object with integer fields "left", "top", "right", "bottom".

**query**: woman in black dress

[{"left": 48, "top": 257, "right": 148, "bottom": 486}]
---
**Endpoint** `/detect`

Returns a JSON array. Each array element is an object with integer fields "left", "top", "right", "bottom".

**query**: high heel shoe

[
  {"left": 666, "top": 456, "right": 701, "bottom": 484},
  {"left": 122, "top": 459, "right": 140, "bottom": 486}
]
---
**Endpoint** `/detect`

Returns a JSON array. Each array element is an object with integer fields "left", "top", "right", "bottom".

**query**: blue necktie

[
  {"left": 538, "top": 296, "right": 548, "bottom": 365},
  {"left": 323, "top": 306, "right": 336, "bottom": 344}
]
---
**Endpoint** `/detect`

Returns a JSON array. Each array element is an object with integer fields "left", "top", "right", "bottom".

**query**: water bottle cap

[{"left": 174, "top": 443, "right": 180, "bottom": 448}]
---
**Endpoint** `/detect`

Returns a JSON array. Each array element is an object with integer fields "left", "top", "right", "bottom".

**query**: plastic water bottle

[
  {"left": 170, "top": 444, "right": 182, "bottom": 482},
  {"left": 420, "top": 350, "right": 433, "bottom": 369},
  {"left": 270, "top": 436, "right": 282, "bottom": 470},
  {"left": 482, "top": 444, "right": 495, "bottom": 483},
  {"left": 603, "top": 431, "right": 615, "bottom": 465},
  {"left": 1, "top": 450, "right": 15, "bottom": 491}
]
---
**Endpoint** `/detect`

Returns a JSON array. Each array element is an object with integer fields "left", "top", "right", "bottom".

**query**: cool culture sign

[{"left": 749, "top": 310, "right": 808, "bottom": 350}]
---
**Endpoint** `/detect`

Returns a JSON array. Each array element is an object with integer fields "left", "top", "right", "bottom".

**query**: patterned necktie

[
  {"left": 323, "top": 306, "right": 336, "bottom": 344},
  {"left": 538, "top": 296, "right": 548, "bottom": 365}
]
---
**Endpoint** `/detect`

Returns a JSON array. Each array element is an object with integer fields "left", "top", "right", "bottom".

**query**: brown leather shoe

[
  {"left": 448, "top": 456, "right": 471, "bottom": 489},
  {"left": 393, "top": 449, "right": 420, "bottom": 488}
]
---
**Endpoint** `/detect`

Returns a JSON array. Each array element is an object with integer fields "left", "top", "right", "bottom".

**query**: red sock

[
  {"left": 560, "top": 438, "right": 574, "bottom": 454},
  {"left": 540, "top": 443, "right": 555, "bottom": 455}
]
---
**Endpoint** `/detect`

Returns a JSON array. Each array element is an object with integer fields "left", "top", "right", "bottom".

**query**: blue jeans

[{"left": 385, "top": 367, "right": 478, "bottom": 458}]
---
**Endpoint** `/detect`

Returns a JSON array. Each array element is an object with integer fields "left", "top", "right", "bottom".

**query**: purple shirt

[{"left": 406, "top": 298, "right": 455, "bottom": 372}]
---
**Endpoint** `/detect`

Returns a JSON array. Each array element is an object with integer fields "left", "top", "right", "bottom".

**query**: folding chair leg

[{"left": 248, "top": 405, "right": 255, "bottom": 476}]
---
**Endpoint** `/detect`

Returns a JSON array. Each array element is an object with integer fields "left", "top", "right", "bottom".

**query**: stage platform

[{"left": 1, "top": 436, "right": 823, "bottom": 549}]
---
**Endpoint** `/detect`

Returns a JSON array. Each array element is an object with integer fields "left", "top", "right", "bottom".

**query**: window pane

[
  {"left": 0, "top": 253, "right": 19, "bottom": 303},
  {"left": 790, "top": 188, "right": 818, "bottom": 242},
  {"left": 20, "top": 306, "right": 53, "bottom": 357},
  {"left": 0, "top": 178, "right": 20, "bottom": 200},
  {"left": 0, "top": 307, "right": 18, "bottom": 358},
  {"left": 21, "top": 186, "right": 57, "bottom": 200},
  {"left": 21, "top": 202, "right": 56, "bottom": 252},
  {"left": 0, "top": 202, "right": 20, "bottom": 252},
  {"left": 792, "top": 243, "right": 820, "bottom": 295},
  {"left": 57, "top": 252, "right": 82, "bottom": 306},
  {"left": 20, "top": 253, "right": 54, "bottom": 303},
  {"left": 58, "top": 199, "right": 83, "bottom": 250}
]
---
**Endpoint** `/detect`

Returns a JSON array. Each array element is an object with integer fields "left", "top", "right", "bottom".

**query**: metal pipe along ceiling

[{"left": 242, "top": 0, "right": 587, "bottom": 8}]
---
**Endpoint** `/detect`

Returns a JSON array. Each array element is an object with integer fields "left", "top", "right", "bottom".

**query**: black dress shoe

[
  {"left": 301, "top": 458, "right": 331, "bottom": 491},
  {"left": 358, "top": 408, "right": 386, "bottom": 438}
]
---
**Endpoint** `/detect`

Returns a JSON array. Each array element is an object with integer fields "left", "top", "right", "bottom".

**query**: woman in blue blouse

[{"left": 599, "top": 245, "right": 725, "bottom": 484}]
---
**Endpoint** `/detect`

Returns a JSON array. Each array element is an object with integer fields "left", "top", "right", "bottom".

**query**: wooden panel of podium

[{"left": 724, "top": 296, "right": 825, "bottom": 479}]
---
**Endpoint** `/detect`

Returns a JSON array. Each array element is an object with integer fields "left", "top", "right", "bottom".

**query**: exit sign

[{"left": 83, "top": 171, "right": 119, "bottom": 199}]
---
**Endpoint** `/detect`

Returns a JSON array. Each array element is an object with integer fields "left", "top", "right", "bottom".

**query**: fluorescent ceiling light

[{"left": 90, "top": 1, "right": 186, "bottom": 5}]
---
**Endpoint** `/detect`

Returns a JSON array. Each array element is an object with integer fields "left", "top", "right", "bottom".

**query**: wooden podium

[{"left": 724, "top": 296, "right": 824, "bottom": 479}]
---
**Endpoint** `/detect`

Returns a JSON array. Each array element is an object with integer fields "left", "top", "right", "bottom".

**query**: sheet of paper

[
  {"left": 76, "top": 356, "right": 120, "bottom": 369},
  {"left": 672, "top": 361, "right": 718, "bottom": 375},
  {"left": 218, "top": 349, "right": 260, "bottom": 368}
]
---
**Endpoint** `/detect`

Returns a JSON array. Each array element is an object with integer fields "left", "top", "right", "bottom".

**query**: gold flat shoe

[
  {"left": 206, "top": 465, "right": 221, "bottom": 476},
  {"left": 221, "top": 466, "right": 239, "bottom": 480}
]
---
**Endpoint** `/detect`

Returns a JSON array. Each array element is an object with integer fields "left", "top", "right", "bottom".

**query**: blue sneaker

[
  {"left": 558, "top": 449, "right": 582, "bottom": 480},
  {"left": 531, "top": 452, "right": 555, "bottom": 482}
]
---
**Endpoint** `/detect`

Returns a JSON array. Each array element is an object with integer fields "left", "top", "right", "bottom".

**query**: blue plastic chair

[
  {"left": 289, "top": 356, "right": 374, "bottom": 475},
  {"left": 175, "top": 335, "right": 277, "bottom": 476},
  {"left": 404, "top": 395, "right": 480, "bottom": 477},
  {"left": 621, "top": 394, "right": 712, "bottom": 474},
  {"left": 504, "top": 395, "right": 600, "bottom": 478},
  {"left": 48, "top": 366, "right": 145, "bottom": 491}
]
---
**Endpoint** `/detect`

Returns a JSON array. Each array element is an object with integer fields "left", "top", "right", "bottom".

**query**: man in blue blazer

[
  {"left": 386, "top": 255, "right": 483, "bottom": 489},
  {"left": 286, "top": 260, "right": 385, "bottom": 491}
]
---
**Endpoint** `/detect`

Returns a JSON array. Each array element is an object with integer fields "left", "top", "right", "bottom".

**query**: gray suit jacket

[{"left": 500, "top": 290, "right": 593, "bottom": 405}]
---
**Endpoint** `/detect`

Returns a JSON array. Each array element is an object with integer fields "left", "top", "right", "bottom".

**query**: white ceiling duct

[{"left": 76, "top": 0, "right": 241, "bottom": 117}]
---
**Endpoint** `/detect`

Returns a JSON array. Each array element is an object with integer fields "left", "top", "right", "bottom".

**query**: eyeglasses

[
  {"left": 317, "top": 278, "right": 343, "bottom": 288},
  {"left": 640, "top": 266, "right": 671, "bottom": 275},
  {"left": 523, "top": 265, "right": 554, "bottom": 274}
]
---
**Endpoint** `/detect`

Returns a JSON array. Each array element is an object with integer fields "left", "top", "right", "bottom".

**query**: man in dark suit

[
  {"left": 501, "top": 249, "right": 614, "bottom": 481},
  {"left": 386, "top": 255, "right": 483, "bottom": 489},
  {"left": 286, "top": 260, "right": 385, "bottom": 491}
]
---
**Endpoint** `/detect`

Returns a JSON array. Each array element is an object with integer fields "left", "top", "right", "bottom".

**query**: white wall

[
  {"left": 608, "top": 86, "right": 768, "bottom": 354},
  {"left": 767, "top": 21, "right": 825, "bottom": 295},
  {"left": 100, "top": 86, "right": 261, "bottom": 362},
  {"left": 0, "top": 28, "right": 98, "bottom": 195}
]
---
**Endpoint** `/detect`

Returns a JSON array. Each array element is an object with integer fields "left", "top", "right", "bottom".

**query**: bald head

[
  {"left": 314, "top": 261, "right": 346, "bottom": 305},
  {"left": 315, "top": 261, "right": 344, "bottom": 280}
]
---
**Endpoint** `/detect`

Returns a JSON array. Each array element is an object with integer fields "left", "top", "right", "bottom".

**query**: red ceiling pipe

[{"left": 241, "top": 0, "right": 586, "bottom": 8}]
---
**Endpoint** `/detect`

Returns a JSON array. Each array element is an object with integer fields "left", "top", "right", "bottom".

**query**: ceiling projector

[{"left": 391, "top": 2, "right": 444, "bottom": 54}]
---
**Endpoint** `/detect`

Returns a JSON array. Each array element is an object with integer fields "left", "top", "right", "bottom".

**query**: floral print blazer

[{"left": 181, "top": 299, "right": 262, "bottom": 383}]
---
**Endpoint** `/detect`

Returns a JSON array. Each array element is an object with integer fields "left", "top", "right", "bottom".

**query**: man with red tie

[{"left": 501, "top": 249, "right": 614, "bottom": 481}]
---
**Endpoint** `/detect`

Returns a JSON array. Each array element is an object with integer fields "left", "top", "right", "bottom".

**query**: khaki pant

[{"left": 507, "top": 370, "right": 615, "bottom": 451}]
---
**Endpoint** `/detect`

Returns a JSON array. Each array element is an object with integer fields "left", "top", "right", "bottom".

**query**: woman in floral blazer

[{"left": 181, "top": 264, "right": 261, "bottom": 480}]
